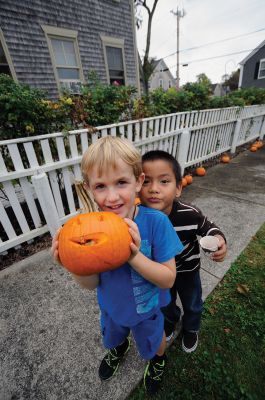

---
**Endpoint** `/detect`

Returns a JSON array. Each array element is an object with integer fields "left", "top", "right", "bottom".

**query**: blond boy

[{"left": 52, "top": 137, "right": 183, "bottom": 395}]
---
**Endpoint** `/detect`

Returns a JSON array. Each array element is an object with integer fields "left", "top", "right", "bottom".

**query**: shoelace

[
  {"left": 105, "top": 349, "right": 119, "bottom": 368},
  {"left": 148, "top": 361, "right": 165, "bottom": 381}
]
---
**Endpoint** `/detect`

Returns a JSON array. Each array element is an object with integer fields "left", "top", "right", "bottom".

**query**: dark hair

[{"left": 142, "top": 150, "right": 182, "bottom": 185}]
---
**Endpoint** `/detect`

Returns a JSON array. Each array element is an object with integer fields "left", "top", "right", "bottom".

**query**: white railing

[{"left": 1, "top": 105, "right": 265, "bottom": 254}]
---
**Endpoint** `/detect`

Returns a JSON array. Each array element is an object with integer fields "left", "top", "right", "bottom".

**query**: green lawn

[{"left": 129, "top": 223, "right": 265, "bottom": 400}]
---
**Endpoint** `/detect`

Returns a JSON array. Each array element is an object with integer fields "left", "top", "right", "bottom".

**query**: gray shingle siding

[
  {"left": 241, "top": 45, "right": 265, "bottom": 89},
  {"left": 0, "top": 0, "right": 138, "bottom": 98}
]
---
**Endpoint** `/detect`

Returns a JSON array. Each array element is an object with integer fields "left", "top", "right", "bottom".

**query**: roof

[{"left": 239, "top": 39, "right": 265, "bottom": 65}]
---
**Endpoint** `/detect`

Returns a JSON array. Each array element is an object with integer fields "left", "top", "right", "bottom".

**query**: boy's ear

[
  {"left": 136, "top": 172, "right": 145, "bottom": 192},
  {"left": 175, "top": 184, "right": 182, "bottom": 198}
]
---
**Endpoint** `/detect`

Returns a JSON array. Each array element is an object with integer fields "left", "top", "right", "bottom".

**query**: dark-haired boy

[{"left": 139, "top": 150, "right": 227, "bottom": 353}]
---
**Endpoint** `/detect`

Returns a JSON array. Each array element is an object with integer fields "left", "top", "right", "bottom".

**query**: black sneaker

[
  {"left": 144, "top": 354, "right": 166, "bottom": 395},
  {"left": 98, "top": 337, "right": 131, "bottom": 380},
  {"left": 182, "top": 331, "right": 198, "bottom": 353}
]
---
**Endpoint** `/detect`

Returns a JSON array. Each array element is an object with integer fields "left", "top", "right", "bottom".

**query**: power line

[
  {"left": 167, "top": 48, "right": 254, "bottom": 70},
  {"left": 160, "top": 27, "right": 265, "bottom": 60}
]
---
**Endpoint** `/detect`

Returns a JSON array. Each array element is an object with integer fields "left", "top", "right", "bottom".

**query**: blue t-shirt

[{"left": 97, "top": 205, "right": 184, "bottom": 327}]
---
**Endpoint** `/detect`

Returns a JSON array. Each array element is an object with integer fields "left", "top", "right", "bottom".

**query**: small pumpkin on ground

[
  {"left": 196, "top": 167, "right": 206, "bottom": 176},
  {"left": 254, "top": 140, "right": 263, "bottom": 149},
  {"left": 182, "top": 177, "right": 188, "bottom": 187},
  {"left": 58, "top": 212, "right": 132, "bottom": 276},
  {"left": 250, "top": 145, "right": 258, "bottom": 152},
  {"left": 221, "top": 154, "right": 230, "bottom": 163},
  {"left": 184, "top": 174, "right": 193, "bottom": 184}
]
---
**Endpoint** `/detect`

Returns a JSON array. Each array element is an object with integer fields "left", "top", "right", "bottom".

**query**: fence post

[
  {"left": 259, "top": 116, "right": 265, "bottom": 140},
  {"left": 32, "top": 172, "right": 62, "bottom": 237},
  {"left": 231, "top": 119, "right": 242, "bottom": 154},
  {"left": 177, "top": 129, "right": 190, "bottom": 175}
]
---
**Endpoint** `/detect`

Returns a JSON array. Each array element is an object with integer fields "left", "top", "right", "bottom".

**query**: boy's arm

[
  {"left": 51, "top": 228, "right": 99, "bottom": 290},
  {"left": 125, "top": 218, "right": 176, "bottom": 289},
  {"left": 195, "top": 209, "right": 227, "bottom": 261},
  {"left": 129, "top": 254, "right": 176, "bottom": 289},
  {"left": 71, "top": 273, "right": 99, "bottom": 290}
]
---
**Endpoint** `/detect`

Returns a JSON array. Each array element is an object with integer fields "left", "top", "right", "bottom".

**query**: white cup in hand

[{"left": 200, "top": 236, "right": 219, "bottom": 255}]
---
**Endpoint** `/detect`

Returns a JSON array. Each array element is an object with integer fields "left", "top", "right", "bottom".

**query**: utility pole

[{"left": 171, "top": 6, "right": 185, "bottom": 90}]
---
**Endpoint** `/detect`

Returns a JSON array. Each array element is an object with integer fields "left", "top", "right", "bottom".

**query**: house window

[
  {"left": 168, "top": 80, "right": 172, "bottom": 88},
  {"left": 0, "top": 28, "right": 17, "bottom": 79},
  {"left": 159, "top": 79, "right": 163, "bottom": 88},
  {"left": 258, "top": 59, "right": 265, "bottom": 79},
  {"left": 101, "top": 35, "right": 126, "bottom": 85},
  {"left": 42, "top": 25, "right": 84, "bottom": 93}
]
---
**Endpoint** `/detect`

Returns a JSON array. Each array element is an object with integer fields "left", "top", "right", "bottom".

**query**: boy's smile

[
  {"left": 140, "top": 159, "right": 182, "bottom": 215},
  {"left": 87, "top": 158, "right": 144, "bottom": 219}
]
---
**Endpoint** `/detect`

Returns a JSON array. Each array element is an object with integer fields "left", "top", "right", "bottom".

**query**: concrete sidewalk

[{"left": 1, "top": 146, "right": 265, "bottom": 400}]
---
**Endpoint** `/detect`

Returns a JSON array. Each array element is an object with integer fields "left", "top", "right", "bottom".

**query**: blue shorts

[{"left": 100, "top": 310, "right": 164, "bottom": 360}]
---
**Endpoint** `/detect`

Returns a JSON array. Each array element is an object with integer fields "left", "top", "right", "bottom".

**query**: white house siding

[{"left": 149, "top": 59, "right": 176, "bottom": 91}]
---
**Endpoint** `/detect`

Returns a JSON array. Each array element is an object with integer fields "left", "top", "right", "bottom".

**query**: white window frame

[
  {"left": 168, "top": 79, "right": 172, "bottom": 88},
  {"left": 100, "top": 35, "right": 127, "bottom": 85},
  {"left": 42, "top": 25, "right": 84, "bottom": 93},
  {"left": 0, "top": 27, "right": 17, "bottom": 80},
  {"left": 258, "top": 58, "right": 265, "bottom": 79},
  {"left": 159, "top": 79, "right": 163, "bottom": 88}
]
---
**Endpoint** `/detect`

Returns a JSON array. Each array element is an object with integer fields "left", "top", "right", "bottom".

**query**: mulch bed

[{"left": 0, "top": 233, "right": 52, "bottom": 272}]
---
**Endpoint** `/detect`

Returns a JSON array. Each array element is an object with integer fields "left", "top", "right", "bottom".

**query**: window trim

[
  {"left": 100, "top": 34, "right": 127, "bottom": 85},
  {"left": 0, "top": 27, "right": 17, "bottom": 81},
  {"left": 258, "top": 58, "right": 265, "bottom": 79},
  {"left": 159, "top": 78, "right": 163, "bottom": 88},
  {"left": 41, "top": 25, "right": 84, "bottom": 93}
]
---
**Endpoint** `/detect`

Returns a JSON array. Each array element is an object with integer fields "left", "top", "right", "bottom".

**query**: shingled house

[
  {"left": 239, "top": 39, "right": 265, "bottom": 89},
  {"left": 148, "top": 59, "right": 176, "bottom": 91},
  {"left": 0, "top": 0, "right": 140, "bottom": 98}
]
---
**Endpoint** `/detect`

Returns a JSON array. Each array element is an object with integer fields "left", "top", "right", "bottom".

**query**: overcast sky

[{"left": 136, "top": 0, "right": 265, "bottom": 86}]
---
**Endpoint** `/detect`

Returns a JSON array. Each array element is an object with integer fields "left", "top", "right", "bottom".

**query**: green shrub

[
  {"left": 1, "top": 71, "right": 265, "bottom": 141},
  {"left": 0, "top": 74, "right": 60, "bottom": 140},
  {"left": 80, "top": 72, "right": 137, "bottom": 126}
]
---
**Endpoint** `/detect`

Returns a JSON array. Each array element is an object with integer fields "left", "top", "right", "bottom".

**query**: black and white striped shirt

[{"left": 168, "top": 200, "right": 226, "bottom": 274}]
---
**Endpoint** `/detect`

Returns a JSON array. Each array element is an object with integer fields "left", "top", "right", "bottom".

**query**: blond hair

[{"left": 81, "top": 136, "right": 142, "bottom": 184}]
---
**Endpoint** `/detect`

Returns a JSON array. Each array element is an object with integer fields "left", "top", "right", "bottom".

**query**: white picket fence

[{"left": 1, "top": 105, "right": 265, "bottom": 255}]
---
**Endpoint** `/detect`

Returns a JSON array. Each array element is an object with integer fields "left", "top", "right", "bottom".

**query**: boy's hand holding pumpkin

[
  {"left": 51, "top": 228, "right": 62, "bottom": 265},
  {"left": 124, "top": 218, "right": 141, "bottom": 259}
]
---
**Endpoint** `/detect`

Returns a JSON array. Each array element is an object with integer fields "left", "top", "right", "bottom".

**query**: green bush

[
  {"left": 0, "top": 74, "right": 58, "bottom": 140},
  {"left": 81, "top": 73, "right": 137, "bottom": 126},
  {"left": 1, "top": 71, "right": 265, "bottom": 142}
]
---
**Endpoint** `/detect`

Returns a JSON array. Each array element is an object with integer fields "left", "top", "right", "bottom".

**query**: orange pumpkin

[
  {"left": 196, "top": 167, "right": 206, "bottom": 176},
  {"left": 250, "top": 146, "right": 257, "bottom": 152},
  {"left": 221, "top": 155, "right": 230, "bottom": 163},
  {"left": 58, "top": 212, "right": 132, "bottom": 276},
  {"left": 254, "top": 140, "right": 263, "bottom": 149},
  {"left": 134, "top": 197, "right": 141, "bottom": 205},
  {"left": 184, "top": 175, "right": 193, "bottom": 184},
  {"left": 182, "top": 177, "right": 188, "bottom": 187}
]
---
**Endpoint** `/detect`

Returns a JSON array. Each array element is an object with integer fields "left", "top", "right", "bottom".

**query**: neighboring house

[
  {"left": 239, "top": 39, "right": 265, "bottom": 89},
  {"left": 211, "top": 83, "right": 229, "bottom": 97},
  {"left": 0, "top": 0, "right": 140, "bottom": 98},
  {"left": 148, "top": 59, "right": 176, "bottom": 91}
]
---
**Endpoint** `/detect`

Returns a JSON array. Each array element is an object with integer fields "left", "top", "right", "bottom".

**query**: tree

[
  {"left": 135, "top": 0, "right": 159, "bottom": 94},
  {"left": 223, "top": 69, "right": 240, "bottom": 92},
  {"left": 196, "top": 73, "right": 212, "bottom": 90}
]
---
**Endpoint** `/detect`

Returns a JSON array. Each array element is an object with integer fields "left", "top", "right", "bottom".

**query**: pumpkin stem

[{"left": 75, "top": 180, "right": 99, "bottom": 213}]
